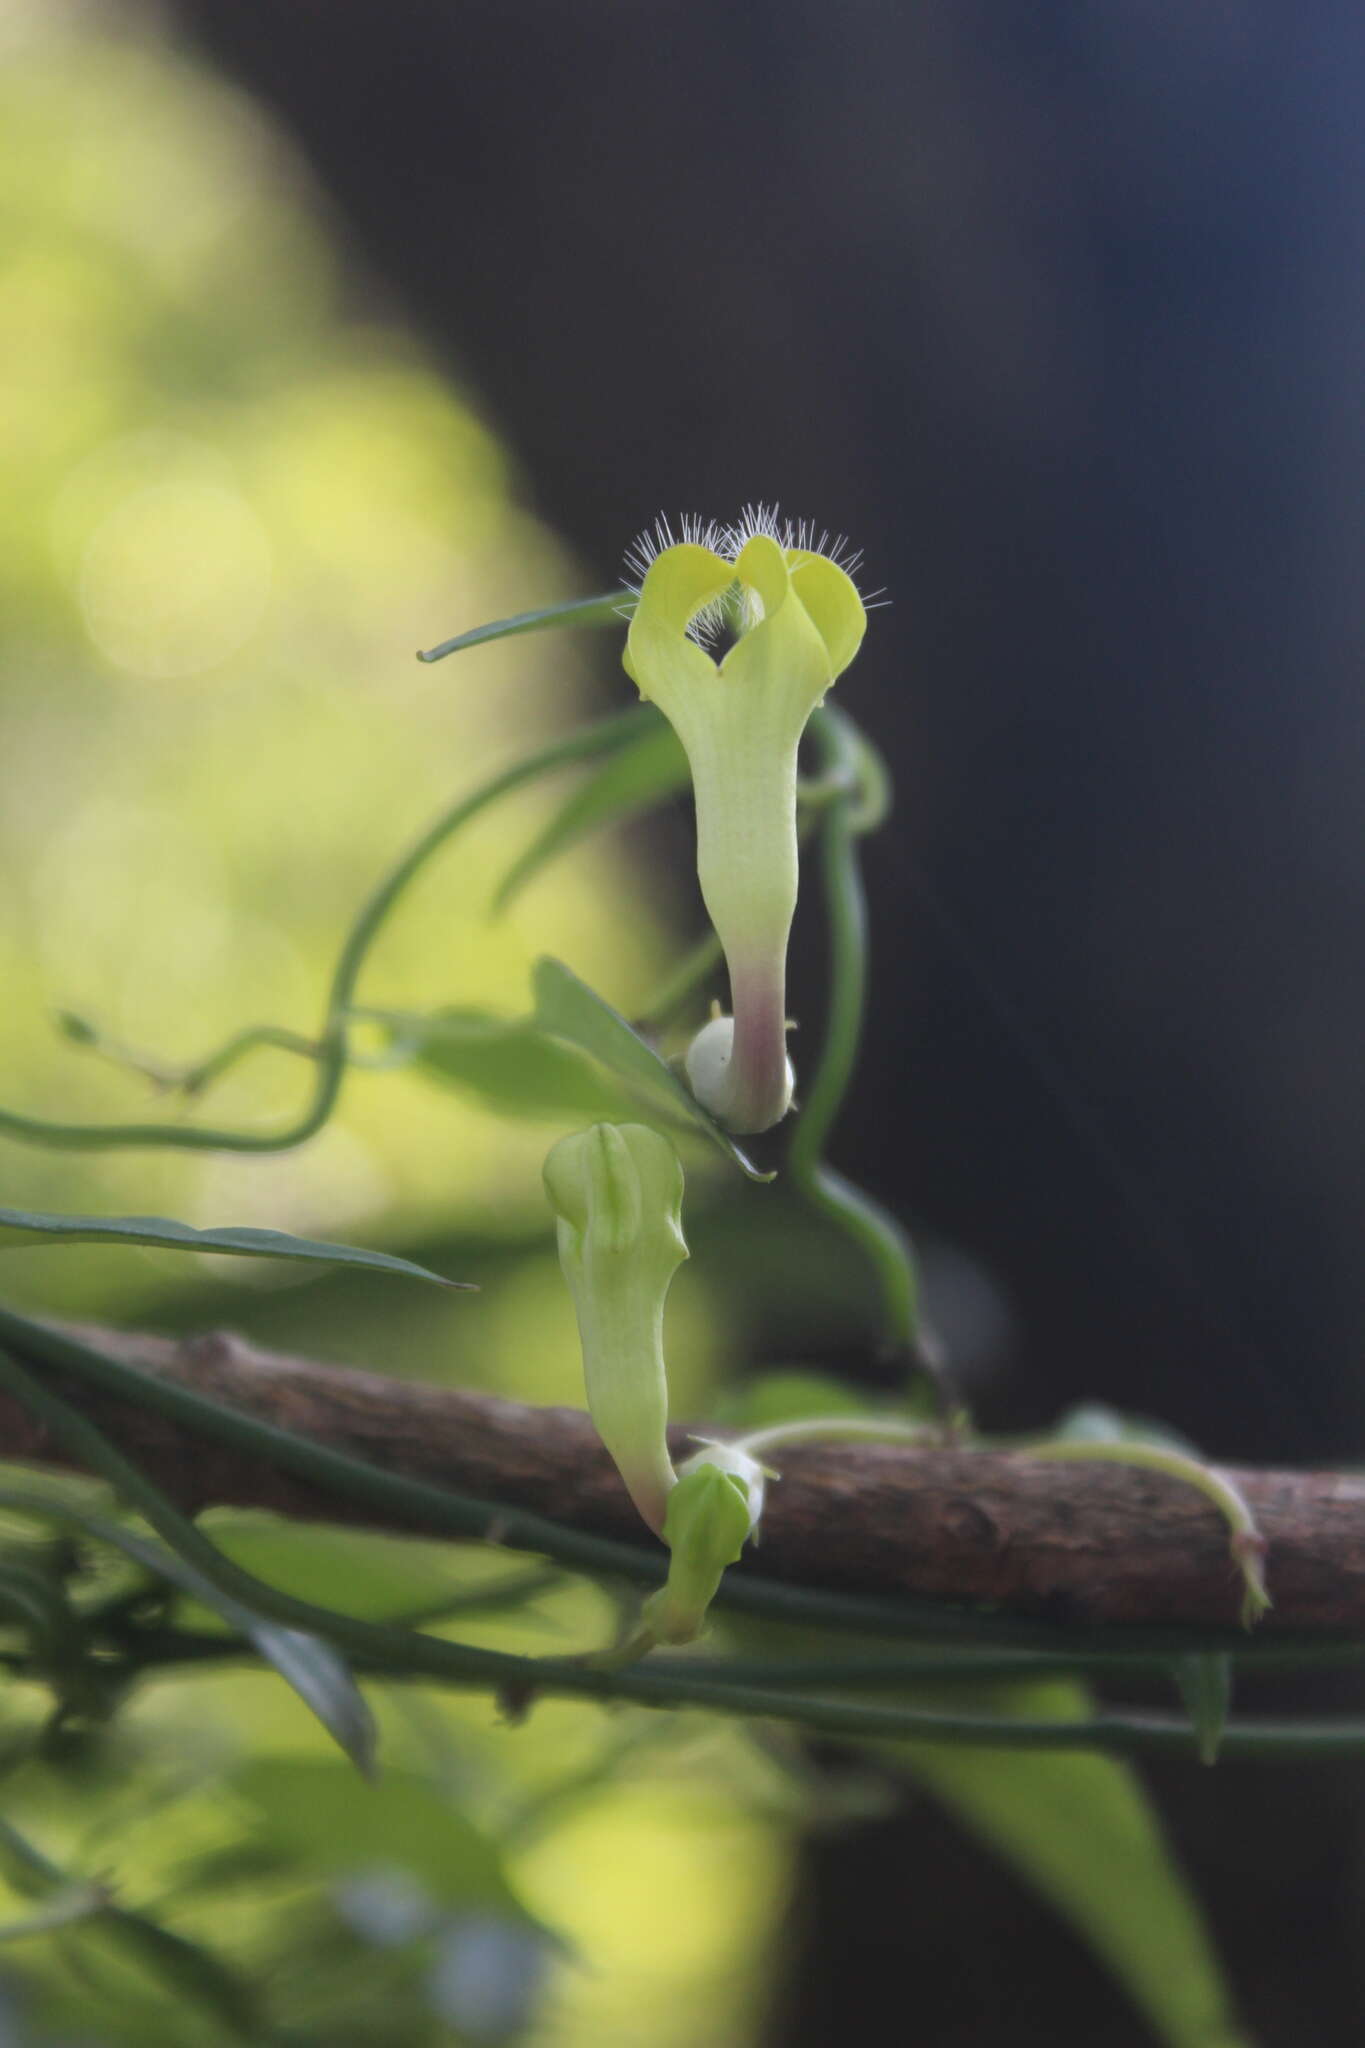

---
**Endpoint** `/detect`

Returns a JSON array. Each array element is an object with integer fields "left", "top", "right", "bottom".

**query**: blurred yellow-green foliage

[
  {"left": 0, "top": 0, "right": 674, "bottom": 1306},
  {"left": 0, "top": 6, "right": 786, "bottom": 2042}
]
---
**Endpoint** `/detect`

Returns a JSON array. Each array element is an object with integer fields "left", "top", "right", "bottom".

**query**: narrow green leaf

[
  {"left": 365, "top": 1006, "right": 634, "bottom": 1122},
  {"left": 0, "top": 1207, "right": 469, "bottom": 1289},
  {"left": 1175, "top": 1653, "right": 1233, "bottom": 1766},
  {"left": 244, "top": 1623, "right": 378, "bottom": 1777},
  {"left": 531, "top": 957, "right": 773, "bottom": 1181},
  {"left": 417, "top": 590, "right": 631, "bottom": 664},
  {"left": 493, "top": 715, "right": 689, "bottom": 912},
  {"left": 898, "top": 1679, "right": 1249, "bottom": 2048}
]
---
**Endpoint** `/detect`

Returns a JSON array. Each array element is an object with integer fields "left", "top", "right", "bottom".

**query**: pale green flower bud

[
  {"left": 543, "top": 1122, "right": 688, "bottom": 1535},
  {"left": 623, "top": 508, "right": 868, "bottom": 1135}
]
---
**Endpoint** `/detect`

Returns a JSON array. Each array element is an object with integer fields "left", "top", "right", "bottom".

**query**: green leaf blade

[
  {"left": 0, "top": 1208, "right": 470, "bottom": 1288},
  {"left": 235, "top": 1758, "right": 541, "bottom": 1924},
  {"left": 530, "top": 957, "right": 773, "bottom": 1181},
  {"left": 242, "top": 1622, "right": 380, "bottom": 1779},
  {"left": 898, "top": 1679, "right": 1250, "bottom": 2048},
  {"left": 366, "top": 1006, "right": 635, "bottom": 1123},
  {"left": 417, "top": 590, "right": 631, "bottom": 664}
]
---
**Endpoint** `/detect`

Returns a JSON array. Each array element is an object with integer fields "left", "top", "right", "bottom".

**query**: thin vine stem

[
  {"left": 0, "top": 706, "right": 649, "bottom": 1153},
  {"left": 788, "top": 705, "right": 921, "bottom": 1356},
  {"left": 171, "top": 1024, "right": 326, "bottom": 1098},
  {"left": 1024, "top": 1438, "right": 1270, "bottom": 1625}
]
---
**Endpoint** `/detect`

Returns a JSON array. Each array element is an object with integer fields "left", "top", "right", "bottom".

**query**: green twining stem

[
  {"left": 786, "top": 705, "right": 921, "bottom": 1358},
  {"left": 1022, "top": 1438, "right": 1271, "bottom": 1626}
]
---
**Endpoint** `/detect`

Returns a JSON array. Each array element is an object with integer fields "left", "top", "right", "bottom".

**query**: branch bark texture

[{"left": 8, "top": 1325, "right": 1365, "bottom": 1635}]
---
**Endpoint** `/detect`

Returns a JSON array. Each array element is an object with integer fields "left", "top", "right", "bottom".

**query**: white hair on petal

[
  {"left": 622, "top": 505, "right": 885, "bottom": 631},
  {"left": 623, "top": 511, "right": 734, "bottom": 644},
  {"left": 621, "top": 513, "right": 677, "bottom": 596}
]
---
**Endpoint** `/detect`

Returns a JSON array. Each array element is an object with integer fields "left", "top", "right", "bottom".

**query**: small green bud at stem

[{"left": 641, "top": 1450, "right": 762, "bottom": 1646}]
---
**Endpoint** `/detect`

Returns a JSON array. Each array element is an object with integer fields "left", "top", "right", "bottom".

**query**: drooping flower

[{"left": 623, "top": 507, "right": 869, "bottom": 1134}]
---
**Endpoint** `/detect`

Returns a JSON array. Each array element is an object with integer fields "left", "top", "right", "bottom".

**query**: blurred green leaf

[
  {"left": 417, "top": 590, "right": 629, "bottom": 663},
  {"left": 0, "top": 1815, "right": 262, "bottom": 2041},
  {"left": 0, "top": 1207, "right": 469, "bottom": 1289},
  {"left": 365, "top": 1006, "right": 634, "bottom": 1122},
  {"left": 241, "top": 1625, "right": 378, "bottom": 1780},
  {"left": 899, "top": 1680, "right": 1249, "bottom": 2048},
  {"left": 0, "top": 1546, "right": 87, "bottom": 1694},
  {"left": 531, "top": 957, "right": 773, "bottom": 1182},
  {"left": 235, "top": 1759, "right": 539, "bottom": 1926},
  {"left": 708, "top": 1370, "right": 878, "bottom": 1433},
  {"left": 192, "top": 1520, "right": 556, "bottom": 1629},
  {"left": 102, "top": 1919, "right": 263, "bottom": 2041},
  {"left": 1175, "top": 1654, "right": 1233, "bottom": 1767},
  {"left": 0, "top": 1884, "right": 107, "bottom": 1941},
  {"left": 493, "top": 715, "right": 688, "bottom": 912}
]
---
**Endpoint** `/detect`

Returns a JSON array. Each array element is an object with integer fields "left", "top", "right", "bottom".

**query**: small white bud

[{"left": 685, "top": 1015, "right": 794, "bottom": 1127}]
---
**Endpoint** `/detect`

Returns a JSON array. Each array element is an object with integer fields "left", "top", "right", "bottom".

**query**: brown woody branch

[{"left": 6, "top": 1323, "right": 1365, "bottom": 1635}]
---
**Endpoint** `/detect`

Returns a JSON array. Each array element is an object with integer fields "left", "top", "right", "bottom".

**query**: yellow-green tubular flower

[
  {"left": 623, "top": 509, "right": 868, "bottom": 1134},
  {"left": 543, "top": 1123, "right": 688, "bottom": 1536},
  {"left": 641, "top": 1441, "right": 766, "bottom": 1646}
]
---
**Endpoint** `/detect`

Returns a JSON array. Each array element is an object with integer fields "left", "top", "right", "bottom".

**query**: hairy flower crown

[
  {"left": 623, "top": 505, "right": 872, "bottom": 645},
  {"left": 621, "top": 507, "right": 869, "bottom": 1133}
]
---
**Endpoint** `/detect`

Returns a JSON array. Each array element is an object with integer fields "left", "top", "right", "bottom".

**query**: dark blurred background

[
  {"left": 12, "top": 1, "right": 1365, "bottom": 2039},
  {"left": 167, "top": 0, "right": 1365, "bottom": 1465}
]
